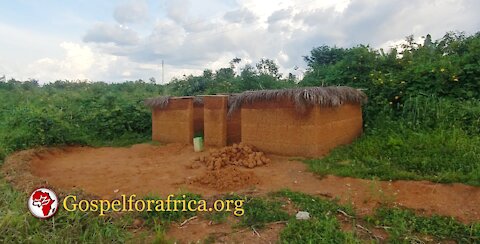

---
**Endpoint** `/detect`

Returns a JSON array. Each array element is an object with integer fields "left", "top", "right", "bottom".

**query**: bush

[
  {"left": 306, "top": 96, "right": 480, "bottom": 185},
  {"left": 0, "top": 81, "right": 163, "bottom": 153},
  {"left": 1, "top": 107, "right": 79, "bottom": 151}
]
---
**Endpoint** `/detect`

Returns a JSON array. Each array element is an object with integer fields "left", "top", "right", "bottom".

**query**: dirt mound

[
  {"left": 187, "top": 144, "right": 267, "bottom": 191},
  {"left": 191, "top": 143, "right": 270, "bottom": 170},
  {"left": 190, "top": 167, "right": 260, "bottom": 191}
]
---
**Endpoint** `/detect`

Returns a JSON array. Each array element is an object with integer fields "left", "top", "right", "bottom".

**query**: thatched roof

[
  {"left": 227, "top": 86, "right": 367, "bottom": 115},
  {"left": 144, "top": 96, "right": 204, "bottom": 108},
  {"left": 145, "top": 86, "right": 367, "bottom": 114}
]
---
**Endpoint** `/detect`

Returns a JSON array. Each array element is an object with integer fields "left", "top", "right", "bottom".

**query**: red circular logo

[{"left": 28, "top": 188, "right": 59, "bottom": 219}]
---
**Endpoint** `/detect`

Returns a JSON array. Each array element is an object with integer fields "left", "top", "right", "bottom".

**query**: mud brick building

[
  {"left": 145, "top": 86, "right": 366, "bottom": 157},
  {"left": 146, "top": 96, "right": 203, "bottom": 144}
]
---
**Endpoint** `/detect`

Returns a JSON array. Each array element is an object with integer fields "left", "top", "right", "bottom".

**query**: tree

[
  {"left": 229, "top": 57, "right": 242, "bottom": 69},
  {"left": 215, "top": 68, "right": 235, "bottom": 82},
  {"left": 423, "top": 34, "right": 433, "bottom": 48},
  {"left": 237, "top": 64, "right": 258, "bottom": 91},
  {"left": 256, "top": 58, "right": 281, "bottom": 79},
  {"left": 303, "top": 45, "right": 346, "bottom": 68},
  {"left": 203, "top": 69, "right": 213, "bottom": 79}
]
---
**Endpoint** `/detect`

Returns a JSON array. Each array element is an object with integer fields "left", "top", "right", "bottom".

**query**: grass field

[
  {"left": 306, "top": 126, "right": 480, "bottom": 186},
  {"left": 307, "top": 96, "right": 480, "bottom": 186},
  {"left": 1, "top": 31, "right": 480, "bottom": 242}
]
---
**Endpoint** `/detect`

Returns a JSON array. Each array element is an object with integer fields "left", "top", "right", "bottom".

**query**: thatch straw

[
  {"left": 144, "top": 96, "right": 204, "bottom": 109},
  {"left": 145, "top": 86, "right": 366, "bottom": 113},
  {"left": 144, "top": 96, "right": 171, "bottom": 108},
  {"left": 227, "top": 86, "right": 367, "bottom": 115}
]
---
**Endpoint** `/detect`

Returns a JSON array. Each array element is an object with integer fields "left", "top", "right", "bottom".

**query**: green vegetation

[
  {"left": 0, "top": 179, "right": 129, "bottom": 243},
  {"left": 1, "top": 31, "right": 479, "bottom": 242},
  {"left": 277, "top": 190, "right": 479, "bottom": 243},
  {"left": 139, "top": 193, "right": 202, "bottom": 226},
  {"left": 236, "top": 190, "right": 480, "bottom": 243},
  {"left": 307, "top": 124, "right": 480, "bottom": 185},
  {"left": 281, "top": 219, "right": 358, "bottom": 244},
  {"left": 301, "top": 32, "right": 480, "bottom": 186},
  {"left": 0, "top": 81, "right": 165, "bottom": 159},
  {"left": 275, "top": 190, "right": 359, "bottom": 243},
  {"left": 274, "top": 190, "right": 353, "bottom": 217},
  {"left": 306, "top": 97, "right": 480, "bottom": 185},
  {"left": 366, "top": 207, "right": 480, "bottom": 242},
  {"left": 239, "top": 196, "right": 290, "bottom": 228},
  {"left": 167, "top": 58, "right": 296, "bottom": 96},
  {"left": 1, "top": 178, "right": 478, "bottom": 242},
  {"left": 301, "top": 32, "right": 480, "bottom": 106},
  {"left": 204, "top": 210, "right": 229, "bottom": 224}
]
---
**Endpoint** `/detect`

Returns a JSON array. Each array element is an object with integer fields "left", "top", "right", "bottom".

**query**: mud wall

[
  {"left": 227, "top": 109, "right": 241, "bottom": 145},
  {"left": 241, "top": 99, "right": 363, "bottom": 157},
  {"left": 152, "top": 98, "right": 194, "bottom": 144},
  {"left": 193, "top": 103, "right": 204, "bottom": 136},
  {"left": 203, "top": 96, "right": 228, "bottom": 147}
]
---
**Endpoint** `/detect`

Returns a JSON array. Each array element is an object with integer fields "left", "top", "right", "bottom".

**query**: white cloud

[
  {"left": 25, "top": 42, "right": 115, "bottom": 81},
  {"left": 20, "top": 42, "right": 208, "bottom": 83},
  {"left": 113, "top": 0, "right": 149, "bottom": 24},
  {"left": 224, "top": 8, "right": 257, "bottom": 24},
  {"left": 2, "top": 0, "right": 479, "bottom": 84},
  {"left": 166, "top": 0, "right": 191, "bottom": 24},
  {"left": 83, "top": 23, "right": 140, "bottom": 46},
  {"left": 145, "top": 20, "right": 187, "bottom": 56},
  {"left": 0, "top": 23, "right": 65, "bottom": 76}
]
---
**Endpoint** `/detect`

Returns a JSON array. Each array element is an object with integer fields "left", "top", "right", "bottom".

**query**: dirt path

[{"left": 2, "top": 143, "right": 480, "bottom": 223}]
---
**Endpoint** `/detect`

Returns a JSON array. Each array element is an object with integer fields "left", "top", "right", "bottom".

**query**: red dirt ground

[{"left": 2, "top": 143, "right": 480, "bottom": 242}]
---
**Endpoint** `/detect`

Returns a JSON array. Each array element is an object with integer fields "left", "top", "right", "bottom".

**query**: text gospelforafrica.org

[{"left": 63, "top": 194, "right": 245, "bottom": 216}]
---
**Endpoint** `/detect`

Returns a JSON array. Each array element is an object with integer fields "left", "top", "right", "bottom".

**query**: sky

[{"left": 0, "top": 0, "right": 479, "bottom": 84}]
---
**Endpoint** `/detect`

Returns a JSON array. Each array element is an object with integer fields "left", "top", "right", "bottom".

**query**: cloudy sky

[{"left": 0, "top": 0, "right": 479, "bottom": 84}]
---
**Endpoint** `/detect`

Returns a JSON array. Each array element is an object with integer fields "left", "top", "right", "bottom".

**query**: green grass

[
  {"left": 276, "top": 190, "right": 480, "bottom": 243},
  {"left": 280, "top": 219, "right": 359, "bottom": 244},
  {"left": 139, "top": 193, "right": 202, "bottom": 227},
  {"left": 204, "top": 210, "right": 230, "bottom": 224},
  {"left": 366, "top": 207, "right": 480, "bottom": 243},
  {"left": 306, "top": 112, "right": 480, "bottom": 186},
  {"left": 274, "top": 190, "right": 354, "bottom": 217},
  {"left": 213, "top": 192, "right": 360, "bottom": 242},
  {"left": 304, "top": 96, "right": 480, "bottom": 186},
  {"left": 306, "top": 127, "right": 480, "bottom": 185},
  {"left": 239, "top": 196, "right": 290, "bottom": 228},
  {"left": 275, "top": 190, "right": 359, "bottom": 243},
  {"left": 0, "top": 179, "right": 129, "bottom": 243},
  {"left": 306, "top": 97, "right": 480, "bottom": 186}
]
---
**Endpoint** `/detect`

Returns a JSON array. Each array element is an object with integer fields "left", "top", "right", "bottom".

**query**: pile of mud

[
  {"left": 189, "top": 144, "right": 268, "bottom": 190},
  {"left": 192, "top": 167, "right": 260, "bottom": 190},
  {"left": 191, "top": 143, "right": 271, "bottom": 170}
]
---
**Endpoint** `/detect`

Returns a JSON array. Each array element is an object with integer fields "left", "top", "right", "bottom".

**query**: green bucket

[{"left": 193, "top": 137, "right": 204, "bottom": 152}]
